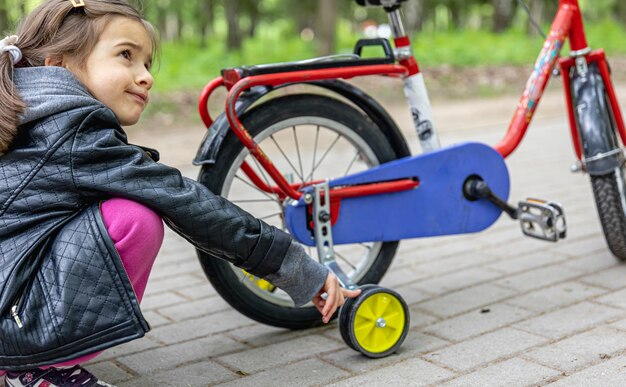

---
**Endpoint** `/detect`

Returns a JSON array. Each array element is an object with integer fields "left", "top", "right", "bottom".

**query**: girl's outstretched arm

[{"left": 70, "top": 107, "right": 328, "bottom": 305}]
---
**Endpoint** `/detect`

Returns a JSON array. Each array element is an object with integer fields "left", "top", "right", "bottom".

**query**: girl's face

[{"left": 70, "top": 16, "right": 154, "bottom": 126}]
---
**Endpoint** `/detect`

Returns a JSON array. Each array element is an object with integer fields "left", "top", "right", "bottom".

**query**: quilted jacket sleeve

[{"left": 69, "top": 108, "right": 328, "bottom": 305}]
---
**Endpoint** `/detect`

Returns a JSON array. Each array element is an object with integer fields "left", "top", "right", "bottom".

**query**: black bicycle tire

[
  {"left": 583, "top": 83, "right": 626, "bottom": 260},
  {"left": 591, "top": 171, "right": 626, "bottom": 260},
  {"left": 196, "top": 94, "right": 402, "bottom": 329}
]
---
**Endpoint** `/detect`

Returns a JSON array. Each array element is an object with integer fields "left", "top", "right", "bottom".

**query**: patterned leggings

[{"left": 0, "top": 198, "right": 164, "bottom": 374}]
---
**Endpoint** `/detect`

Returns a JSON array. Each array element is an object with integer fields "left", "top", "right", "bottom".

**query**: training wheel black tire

[
  {"left": 339, "top": 285, "right": 410, "bottom": 358},
  {"left": 339, "top": 284, "right": 377, "bottom": 351}
]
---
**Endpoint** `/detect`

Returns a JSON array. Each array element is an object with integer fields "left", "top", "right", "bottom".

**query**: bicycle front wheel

[
  {"left": 578, "top": 67, "right": 626, "bottom": 260},
  {"left": 196, "top": 94, "right": 401, "bottom": 329}
]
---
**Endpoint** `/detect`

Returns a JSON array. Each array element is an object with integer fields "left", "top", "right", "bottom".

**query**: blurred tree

[
  {"left": 315, "top": 0, "right": 337, "bottom": 55},
  {"left": 525, "top": 0, "right": 545, "bottom": 37},
  {"left": 447, "top": 0, "right": 466, "bottom": 30},
  {"left": 0, "top": 0, "right": 7, "bottom": 34},
  {"left": 155, "top": 0, "right": 168, "bottom": 40},
  {"left": 542, "top": 0, "right": 558, "bottom": 26},
  {"left": 403, "top": 0, "right": 424, "bottom": 34},
  {"left": 225, "top": 0, "right": 243, "bottom": 50},
  {"left": 198, "top": 0, "right": 215, "bottom": 48},
  {"left": 615, "top": 0, "right": 626, "bottom": 24},
  {"left": 287, "top": 0, "right": 316, "bottom": 37},
  {"left": 492, "top": 0, "right": 517, "bottom": 32},
  {"left": 238, "top": 0, "right": 260, "bottom": 38},
  {"left": 174, "top": 5, "right": 183, "bottom": 40},
  {"left": 419, "top": 0, "right": 439, "bottom": 31},
  {"left": 17, "top": 0, "right": 25, "bottom": 22}
]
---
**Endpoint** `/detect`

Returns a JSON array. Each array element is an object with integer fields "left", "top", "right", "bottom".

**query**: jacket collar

[{"left": 13, "top": 66, "right": 104, "bottom": 126}]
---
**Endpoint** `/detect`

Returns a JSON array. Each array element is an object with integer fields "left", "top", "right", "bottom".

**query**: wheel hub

[{"left": 376, "top": 317, "right": 387, "bottom": 328}]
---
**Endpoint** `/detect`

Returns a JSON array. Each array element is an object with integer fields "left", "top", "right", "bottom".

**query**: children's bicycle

[{"left": 192, "top": 0, "right": 625, "bottom": 358}]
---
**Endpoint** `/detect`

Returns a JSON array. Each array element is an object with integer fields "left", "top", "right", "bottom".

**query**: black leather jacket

[{"left": 0, "top": 67, "right": 326, "bottom": 369}]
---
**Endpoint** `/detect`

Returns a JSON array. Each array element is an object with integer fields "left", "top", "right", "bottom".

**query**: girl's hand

[{"left": 313, "top": 273, "right": 362, "bottom": 323}]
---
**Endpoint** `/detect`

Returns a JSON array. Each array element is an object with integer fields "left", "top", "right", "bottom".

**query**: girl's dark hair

[{"left": 0, "top": 0, "right": 160, "bottom": 155}]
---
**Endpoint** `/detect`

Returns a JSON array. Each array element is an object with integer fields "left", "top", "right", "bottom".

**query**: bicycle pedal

[{"left": 517, "top": 198, "right": 567, "bottom": 242}]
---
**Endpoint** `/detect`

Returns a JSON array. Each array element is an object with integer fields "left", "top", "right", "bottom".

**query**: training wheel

[{"left": 339, "top": 285, "right": 410, "bottom": 358}]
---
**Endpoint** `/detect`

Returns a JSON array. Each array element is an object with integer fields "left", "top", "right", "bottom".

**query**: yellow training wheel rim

[
  {"left": 353, "top": 292, "right": 406, "bottom": 353},
  {"left": 242, "top": 270, "right": 276, "bottom": 292}
]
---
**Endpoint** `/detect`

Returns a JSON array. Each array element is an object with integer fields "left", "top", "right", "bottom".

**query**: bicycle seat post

[
  {"left": 383, "top": 3, "right": 442, "bottom": 152},
  {"left": 386, "top": 8, "right": 404, "bottom": 39},
  {"left": 386, "top": 8, "right": 411, "bottom": 60}
]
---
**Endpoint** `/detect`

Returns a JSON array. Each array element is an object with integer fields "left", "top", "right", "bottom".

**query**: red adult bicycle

[{"left": 193, "top": 0, "right": 625, "bottom": 358}]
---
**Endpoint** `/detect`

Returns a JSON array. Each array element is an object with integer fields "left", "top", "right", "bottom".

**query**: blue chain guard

[{"left": 284, "top": 142, "right": 510, "bottom": 246}]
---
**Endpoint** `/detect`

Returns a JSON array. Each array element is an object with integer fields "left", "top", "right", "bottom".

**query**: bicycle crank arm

[
  {"left": 464, "top": 177, "right": 567, "bottom": 242},
  {"left": 463, "top": 177, "right": 518, "bottom": 219}
]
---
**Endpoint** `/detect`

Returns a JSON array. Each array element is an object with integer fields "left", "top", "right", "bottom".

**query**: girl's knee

[{"left": 100, "top": 198, "right": 164, "bottom": 254}]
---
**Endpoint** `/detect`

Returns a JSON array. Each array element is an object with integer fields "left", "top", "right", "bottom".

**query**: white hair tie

[{"left": 0, "top": 35, "right": 22, "bottom": 65}]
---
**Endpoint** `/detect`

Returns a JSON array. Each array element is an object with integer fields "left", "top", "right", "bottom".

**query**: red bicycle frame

[
  {"left": 197, "top": 0, "right": 625, "bottom": 201},
  {"left": 495, "top": 0, "right": 626, "bottom": 158}
]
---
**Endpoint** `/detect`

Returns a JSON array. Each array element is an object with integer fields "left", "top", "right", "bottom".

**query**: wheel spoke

[
  {"left": 344, "top": 150, "right": 362, "bottom": 176},
  {"left": 292, "top": 126, "right": 305, "bottom": 183},
  {"left": 270, "top": 134, "right": 304, "bottom": 181},
  {"left": 260, "top": 211, "right": 283, "bottom": 221},
  {"left": 309, "top": 126, "right": 320, "bottom": 184},
  {"left": 234, "top": 174, "right": 279, "bottom": 204},
  {"left": 356, "top": 243, "right": 374, "bottom": 257},
  {"left": 232, "top": 198, "right": 277, "bottom": 204},
  {"left": 249, "top": 155, "right": 274, "bottom": 192},
  {"left": 238, "top": 270, "right": 248, "bottom": 284},
  {"left": 335, "top": 250, "right": 358, "bottom": 271},
  {"left": 304, "top": 133, "right": 341, "bottom": 183}
]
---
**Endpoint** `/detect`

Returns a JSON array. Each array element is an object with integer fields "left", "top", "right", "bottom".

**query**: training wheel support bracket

[
  {"left": 311, "top": 180, "right": 358, "bottom": 290},
  {"left": 310, "top": 180, "right": 410, "bottom": 358}
]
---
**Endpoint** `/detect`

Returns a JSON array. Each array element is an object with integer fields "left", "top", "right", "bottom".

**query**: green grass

[
  {"left": 412, "top": 20, "right": 626, "bottom": 67},
  {"left": 154, "top": 34, "right": 316, "bottom": 92},
  {"left": 151, "top": 19, "right": 626, "bottom": 93}
]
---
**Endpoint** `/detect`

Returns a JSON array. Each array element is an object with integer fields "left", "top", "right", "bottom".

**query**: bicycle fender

[
  {"left": 571, "top": 63, "right": 621, "bottom": 175},
  {"left": 284, "top": 142, "right": 509, "bottom": 245},
  {"left": 193, "top": 86, "right": 270, "bottom": 166},
  {"left": 192, "top": 80, "right": 410, "bottom": 166}
]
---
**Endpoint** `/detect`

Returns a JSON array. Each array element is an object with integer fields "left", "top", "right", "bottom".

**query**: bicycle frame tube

[
  {"left": 495, "top": 0, "right": 588, "bottom": 157},
  {"left": 198, "top": 76, "right": 224, "bottom": 128}
]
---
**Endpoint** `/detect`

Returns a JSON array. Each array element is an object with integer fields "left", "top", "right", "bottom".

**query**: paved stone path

[{"left": 6, "top": 85, "right": 626, "bottom": 386}]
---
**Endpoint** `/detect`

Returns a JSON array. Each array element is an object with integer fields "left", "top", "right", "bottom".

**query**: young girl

[{"left": 0, "top": 1, "right": 360, "bottom": 386}]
